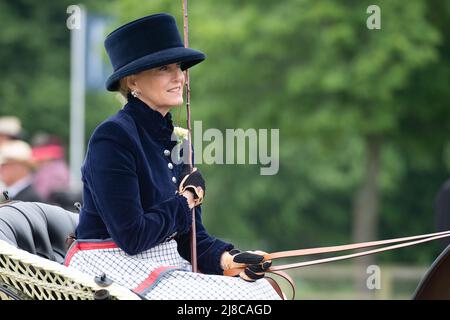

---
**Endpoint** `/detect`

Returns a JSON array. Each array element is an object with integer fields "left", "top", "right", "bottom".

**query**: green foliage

[
  {"left": 0, "top": 0, "right": 114, "bottom": 142},
  {"left": 183, "top": 0, "right": 446, "bottom": 262},
  {"left": 0, "top": 0, "right": 71, "bottom": 140}
]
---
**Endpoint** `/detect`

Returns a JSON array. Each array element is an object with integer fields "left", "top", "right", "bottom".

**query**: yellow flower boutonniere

[{"left": 173, "top": 126, "right": 189, "bottom": 144}]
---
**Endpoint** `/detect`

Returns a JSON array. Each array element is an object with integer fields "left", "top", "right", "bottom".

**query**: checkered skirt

[{"left": 64, "top": 239, "right": 281, "bottom": 300}]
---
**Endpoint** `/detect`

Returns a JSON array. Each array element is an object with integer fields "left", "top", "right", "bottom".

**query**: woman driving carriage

[{"left": 64, "top": 13, "right": 281, "bottom": 299}]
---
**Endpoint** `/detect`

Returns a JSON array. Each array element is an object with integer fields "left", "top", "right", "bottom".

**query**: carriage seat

[{"left": 0, "top": 201, "right": 79, "bottom": 264}]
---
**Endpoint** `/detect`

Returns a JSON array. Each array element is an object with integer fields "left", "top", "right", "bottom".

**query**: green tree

[
  {"left": 0, "top": 0, "right": 115, "bottom": 144},
  {"left": 0, "top": 0, "right": 73, "bottom": 140},
  {"left": 191, "top": 0, "right": 441, "bottom": 249}
]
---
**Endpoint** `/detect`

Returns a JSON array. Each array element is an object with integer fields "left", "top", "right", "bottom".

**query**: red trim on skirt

[
  {"left": 134, "top": 266, "right": 177, "bottom": 294},
  {"left": 64, "top": 241, "right": 118, "bottom": 266}
]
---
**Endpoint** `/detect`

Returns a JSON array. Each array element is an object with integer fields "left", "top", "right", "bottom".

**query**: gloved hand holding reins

[
  {"left": 179, "top": 166, "right": 205, "bottom": 207},
  {"left": 220, "top": 249, "right": 272, "bottom": 281}
]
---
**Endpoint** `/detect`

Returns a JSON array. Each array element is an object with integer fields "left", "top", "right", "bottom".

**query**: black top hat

[{"left": 104, "top": 13, "right": 205, "bottom": 91}]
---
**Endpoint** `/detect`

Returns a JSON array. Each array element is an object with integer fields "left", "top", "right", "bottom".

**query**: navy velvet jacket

[{"left": 75, "top": 95, "right": 234, "bottom": 275}]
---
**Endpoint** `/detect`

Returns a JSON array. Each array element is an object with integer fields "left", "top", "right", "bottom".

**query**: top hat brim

[{"left": 105, "top": 46, "right": 205, "bottom": 91}]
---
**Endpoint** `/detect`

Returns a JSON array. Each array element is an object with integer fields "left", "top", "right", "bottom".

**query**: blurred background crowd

[
  {"left": 0, "top": 116, "right": 80, "bottom": 210},
  {"left": 1, "top": 0, "right": 450, "bottom": 299}
]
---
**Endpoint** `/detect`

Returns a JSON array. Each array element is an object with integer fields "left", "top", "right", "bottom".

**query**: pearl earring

[{"left": 131, "top": 90, "right": 140, "bottom": 98}]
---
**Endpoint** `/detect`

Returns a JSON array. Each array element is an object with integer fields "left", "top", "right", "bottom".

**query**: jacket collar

[{"left": 123, "top": 94, "right": 177, "bottom": 147}]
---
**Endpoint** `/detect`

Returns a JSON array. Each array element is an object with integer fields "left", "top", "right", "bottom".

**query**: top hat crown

[{"left": 104, "top": 13, "right": 205, "bottom": 91}]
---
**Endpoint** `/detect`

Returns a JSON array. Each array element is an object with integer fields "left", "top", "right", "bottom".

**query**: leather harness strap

[
  {"left": 224, "top": 230, "right": 450, "bottom": 299},
  {"left": 264, "top": 230, "right": 450, "bottom": 261},
  {"left": 268, "top": 231, "right": 450, "bottom": 271}
]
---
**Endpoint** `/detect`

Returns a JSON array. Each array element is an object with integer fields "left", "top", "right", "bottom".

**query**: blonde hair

[
  {"left": 118, "top": 77, "right": 130, "bottom": 99},
  {"left": 114, "top": 77, "right": 131, "bottom": 105}
]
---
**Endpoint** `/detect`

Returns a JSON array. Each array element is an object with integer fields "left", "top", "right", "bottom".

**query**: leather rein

[{"left": 224, "top": 230, "right": 450, "bottom": 299}]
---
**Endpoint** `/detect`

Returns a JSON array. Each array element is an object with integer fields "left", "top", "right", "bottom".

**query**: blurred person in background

[
  {"left": 0, "top": 116, "right": 23, "bottom": 146},
  {"left": 0, "top": 139, "right": 43, "bottom": 202},
  {"left": 0, "top": 116, "right": 24, "bottom": 194},
  {"left": 31, "top": 133, "right": 71, "bottom": 205}
]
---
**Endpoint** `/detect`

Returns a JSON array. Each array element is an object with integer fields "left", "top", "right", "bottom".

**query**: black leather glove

[
  {"left": 221, "top": 249, "right": 272, "bottom": 282},
  {"left": 179, "top": 166, "right": 205, "bottom": 206}
]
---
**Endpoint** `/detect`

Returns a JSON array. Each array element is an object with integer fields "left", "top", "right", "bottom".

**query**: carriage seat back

[{"left": 0, "top": 201, "right": 79, "bottom": 264}]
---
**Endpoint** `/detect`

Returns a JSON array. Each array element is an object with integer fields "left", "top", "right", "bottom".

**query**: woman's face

[{"left": 128, "top": 63, "right": 185, "bottom": 114}]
